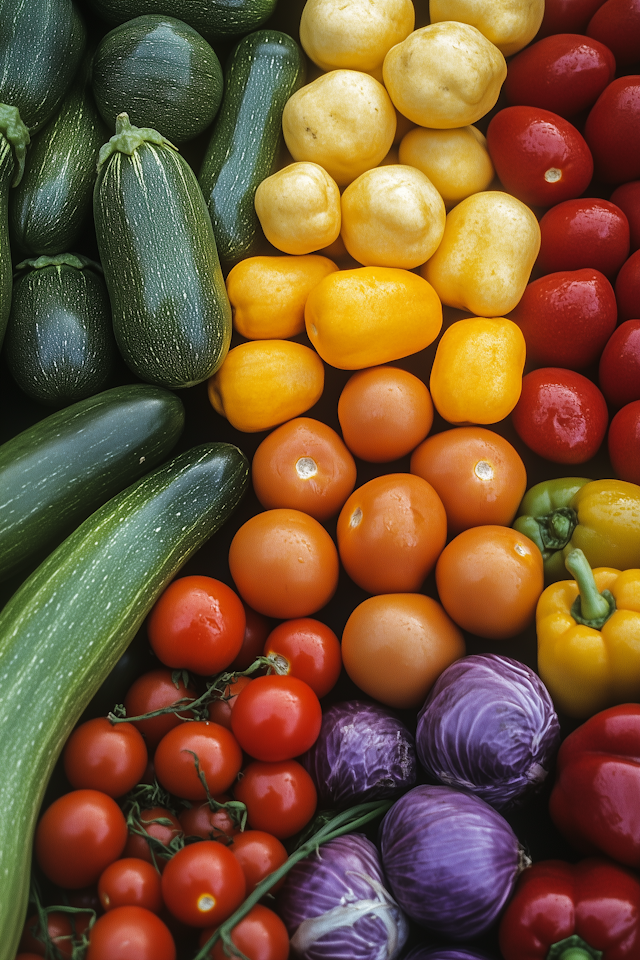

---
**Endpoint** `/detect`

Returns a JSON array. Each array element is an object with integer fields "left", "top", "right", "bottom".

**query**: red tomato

[
  {"left": 63, "top": 717, "right": 148, "bottom": 798},
  {"left": 504, "top": 34, "right": 615, "bottom": 118},
  {"left": 19, "top": 911, "right": 92, "bottom": 958},
  {"left": 598, "top": 319, "right": 640, "bottom": 408},
  {"left": 486, "top": 106, "right": 593, "bottom": 208},
  {"left": 230, "top": 674, "right": 322, "bottom": 762},
  {"left": 178, "top": 794, "right": 241, "bottom": 841},
  {"left": 147, "top": 575, "right": 246, "bottom": 676},
  {"left": 610, "top": 180, "right": 640, "bottom": 253},
  {"left": 229, "top": 604, "right": 273, "bottom": 671},
  {"left": 511, "top": 367, "right": 609, "bottom": 464},
  {"left": 233, "top": 759, "right": 317, "bottom": 839},
  {"left": 608, "top": 400, "right": 640, "bottom": 483},
  {"left": 86, "top": 906, "right": 175, "bottom": 960},
  {"left": 154, "top": 720, "right": 243, "bottom": 801},
  {"left": 35, "top": 789, "right": 128, "bottom": 888},
  {"left": 98, "top": 857, "right": 163, "bottom": 913},
  {"left": 207, "top": 675, "right": 253, "bottom": 729},
  {"left": 199, "top": 904, "right": 290, "bottom": 960},
  {"left": 536, "top": 199, "right": 630, "bottom": 279},
  {"left": 615, "top": 248, "right": 640, "bottom": 322},
  {"left": 161, "top": 840, "right": 246, "bottom": 928},
  {"left": 508, "top": 268, "right": 617, "bottom": 369},
  {"left": 229, "top": 829, "right": 289, "bottom": 895},
  {"left": 537, "top": 0, "right": 608, "bottom": 36},
  {"left": 584, "top": 76, "right": 640, "bottom": 184},
  {"left": 587, "top": 0, "right": 640, "bottom": 69},
  {"left": 122, "top": 806, "right": 182, "bottom": 871},
  {"left": 263, "top": 618, "right": 342, "bottom": 699},
  {"left": 123, "top": 668, "right": 197, "bottom": 750}
]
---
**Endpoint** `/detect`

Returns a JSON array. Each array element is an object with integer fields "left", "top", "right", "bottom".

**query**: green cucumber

[
  {"left": 198, "top": 29, "right": 306, "bottom": 271},
  {"left": 0, "top": 441, "right": 249, "bottom": 956},
  {"left": 94, "top": 113, "right": 232, "bottom": 389},
  {"left": 4, "top": 254, "right": 116, "bottom": 407},
  {"left": 0, "top": 382, "right": 185, "bottom": 582},
  {"left": 91, "top": 15, "right": 223, "bottom": 143}
]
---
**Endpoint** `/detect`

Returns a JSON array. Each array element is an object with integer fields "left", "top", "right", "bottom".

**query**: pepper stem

[
  {"left": 547, "top": 934, "right": 603, "bottom": 960},
  {"left": 565, "top": 549, "right": 615, "bottom": 629}
]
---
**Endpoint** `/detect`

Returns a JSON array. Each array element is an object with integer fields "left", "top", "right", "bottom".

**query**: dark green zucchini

[
  {"left": 10, "top": 63, "right": 108, "bottom": 257},
  {"left": 0, "top": 104, "right": 29, "bottom": 350},
  {"left": 91, "top": 15, "right": 223, "bottom": 143},
  {"left": 0, "top": 382, "right": 185, "bottom": 581},
  {"left": 4, "top": 254, "right": 116, "bottom": 407},
  {"left": 0, "top": 0, "right": 86, "bottom": 133},
  {"left": 86, "top": 0, "right": 279, "bottom": 43},
  {"left": 198, "top": 30, "right": 306, "bottom": 271},
  {"left": 94, "top": 113, "right": 232, "bottom": 389},
  {"left": 0, "top": 441, "right": 249, "bottom": 956}
]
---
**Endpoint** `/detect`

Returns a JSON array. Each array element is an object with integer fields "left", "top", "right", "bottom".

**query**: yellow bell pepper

[{"left": 537, "top": 548, "right": 640, "bottom": 718}]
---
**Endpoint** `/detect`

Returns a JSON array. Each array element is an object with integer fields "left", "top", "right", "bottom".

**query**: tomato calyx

[
  {"left": 24, "top": 879, "right": 95, "bottom": 960},
  {"left": 182, "top": 751, "right": 248, "bottom": 836}
]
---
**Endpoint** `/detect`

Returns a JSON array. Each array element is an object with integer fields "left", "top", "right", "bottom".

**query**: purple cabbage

[
  {"left": 301, "top": 700, "right": 417, "bottom": 807},
  {"left": 415, "top": 654, "right": 561, "bottom": 810},
  {"left": 378, "top": 784, "right": 528, "bottom": 940},
  {"left": 402, "top": 948, "right": 494, "bottom": 960},
  {"left": 277, "top": 832, "right": 409, "bottom": 960}
]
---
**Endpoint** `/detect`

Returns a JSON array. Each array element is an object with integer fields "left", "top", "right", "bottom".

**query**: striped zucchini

[
  {"left": 86, "top": 0, "right": 279, "bottom": 43},
  {"left": 0, "top": 441, "right": 249, "bottom": 957},
  {"left": 94, "top": 113, "right": 232, "bottom": 389}
]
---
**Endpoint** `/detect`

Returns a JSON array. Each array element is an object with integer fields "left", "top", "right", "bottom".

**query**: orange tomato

[
  {"left": 341, "top": 593, "right": 465, "bottom": 708},
  {"left": 435, "top": 525, "right": 544, "bottom": 640},
  {"left": 228, "top": 509, "right": 340, "bottom": 619},
  {"left": 251, "top": 417, "right": 357, "bottom": 520},
  {"left": 410, "top": 426, "right": 527, "bottom": 534},
  {"left": 336, "top": 473, "right": 447, "bottom": 594},
  {"left": 337, "top": 366, "right": 434, "bottom": 462}
]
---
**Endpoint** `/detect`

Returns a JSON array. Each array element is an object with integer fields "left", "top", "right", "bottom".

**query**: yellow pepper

[{"left": 537, "top": 548, "right": 640, "bottom": 718}]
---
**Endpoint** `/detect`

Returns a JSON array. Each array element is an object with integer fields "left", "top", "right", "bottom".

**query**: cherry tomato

[
  {"left": 230, "top": 674, "right": 322, "bottom": 762},
  {"left": 610, "top": 181, "right": 640, "bottom": 253},
  {"left": 251, "top": 416, "right": 357, "bottom": 520},
  {"left": 537, "top": 0, "right": 608, "bottom": 36},
  {"left": 154, "top": 720, "right": 243, "bottom": 801},
  {"left": 122, "top": 806, "right": 182, "bottom": 872},
  {"left": 228, "top": 508, "right": 340, "bottom": 619},
  {"left": 233, "top": 759, "right": 317, "bottom": 839},
  {"left": 35, "top": 789, "right": 128, "bottom": 888},
  {"left": 147, "top": 575, "right": 246, "bottom": 676},
  {"left": 199, "top": 904, "right": 290, "bottom": 960},
  {"left": 337, "top": 365, "right": 434, "bottom": 463},
  {"left": 178, "top": 794, "right": 241, "bottom": 841},
  {"left": 511, "top": 367, "right": 609, "bottom": 464},
  {"left": 229, "top": 604, "right": 273, "bottom": 671},
  {"left": 341, "top": 593, "right": 465, "bottom": 708},
  {"left": 98, "top": 857, "right": 163, "bottom": 913},
  {"left": 123, "top": 668, "right": 197, "bottom": 750},
  {"left": 599, "top": 319, "right": 640, "bottom": 408},
  {"left": 207, "top": 675, "right": 253, "bottom": 730},
  {"left": 587, "top": 0, "right": 640, "bottom": 69},
  {"left": 85, "top": 905, "right": 175, "bottom": 960},
  {"left": 435, "top": 525, "right": 545, "bottom": 640},
  {"left": 19, "top": 911, "right": 92, "bottom": 958},
  {"left": 486, "top": 106, "right": 593, "bottom": 208},
  {"left": 263, "top": 617, "right": 342, "bottom": 699},
  {"left": 336, "top": 473, "right": 447, "bottom": 595},
  {"left": 608, "top": 400, "right": 640, "bottom": 483},
  {"left": 63, "top": 717, "right": 148, "bottom": 798},
  {"left": 229, "top": 829, "right": 289, "bottom": 895},
  {"left": 410, "top": 426, "right": 527, "bottom": 534},
  {"left": 615, "top": 248, "right": 640, "bottom": 322},
  {"left": 504, "top": 34, "right": 615, "bottom": 118},
  {"left": 536, "top": 199, "right": 630, "bottom": 279},
  {"left": 584, "top": 76, "right": 640, "bottom": 185},
  {"left": 509, "top": 268, "right": 618, "bottom": 369},
  {"left": 161, "top": 839, "right": 246, "bottom": 928}
]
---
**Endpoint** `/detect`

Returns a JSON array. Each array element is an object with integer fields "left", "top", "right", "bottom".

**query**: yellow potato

[
  {"left": 429, "top": 0, "right": 545, "bottom": 56},
  {"left": 254, "top": 162, "right": 341, "bottom": 255},
  {"left": 399, "top": 125, "right": 495, "bottom": 208}
]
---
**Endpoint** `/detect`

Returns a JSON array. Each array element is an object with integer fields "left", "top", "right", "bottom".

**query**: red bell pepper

[{"left": 499, "top": 857, "right": 640, "bottom": 959}]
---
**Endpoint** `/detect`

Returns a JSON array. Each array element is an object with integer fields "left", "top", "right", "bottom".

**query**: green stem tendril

[
  {"left": 565, "top": 549, "right": 616, "bottom": 629},
  {"left": 0, "top": 102, "right": 29, "bottom": 186},
  {"left": 190, "top": 799, "right": 394, "bottom": 960},
  {"left": 28, "top": 876, "right": 96, "bottom": 960},
  {"left": 547, "top": 934, "right": 603, "bottom": 960}
]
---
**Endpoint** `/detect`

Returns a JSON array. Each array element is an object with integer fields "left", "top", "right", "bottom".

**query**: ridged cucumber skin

[
  {"left": 0, "top": 0, "right": 86, "bottom": 133},
  {"left": 91, "top": 15, "right": 223, "bottom": 143},
  {"left": 0, "top": 441, "right": 249, "bottom": 957},
  {"left": 198, "top": 30, "right": 306, "bottom": 271},
  {"left": 9, "top": 70, "right": 108, "bottom": 257},
  {"left": 94, "top": 134, "right": 232, "bottom": 389},
  {"left": 86, "top": 0, "right": 278, "bottom": 43},
  {"left": 0, "top": 135, "right": 13, "bottom": 350},
  {"left": 4, "top": 259, "right": 116, "bottom": 406},
  {"left": 0, "top": 383, "right": 185, "bottom": 582}
]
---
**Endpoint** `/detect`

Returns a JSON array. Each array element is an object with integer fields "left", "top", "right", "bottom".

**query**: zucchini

[
  {"left": 86, "top": 0, "right": 279, "bottom": 44},
  {"left": 0, "top": 0, "right": 86, "bottom": 134},
  {"left": 4, "top": 254, "right": 116, "bottom": 407},
  {"left": 94, "top": 113, "right": 232, "bottom": 389},
  {"left": 199, "top": 29, "right": 306, "bottom": 271},
  {"left": 0, "top": 382, "right": 185, "bottom": 582},
  {"left": 0, "top": 441, "right": 249, "bottom": 956},
  {"left": 91, "top": 15, "right": 223, "bottom": 143}
]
